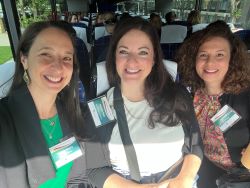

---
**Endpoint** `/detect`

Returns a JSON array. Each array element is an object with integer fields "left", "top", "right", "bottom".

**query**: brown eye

[
  {"left": 217, "top": 53, "right": 224, "bottom": 57},
  {"left": 63, "top": 56, "right": 73, "bottom": 64},
  {"left": 139, "top": 51, "right": 148, "bottom": 55},
  {"left": 119, "top": 50, "right": 128, "bottom": 55},
  {"left": 197, "top": 53, "right": 207, "bottom": 59},
  {"left": 41, "top": 53, "right": 51, "bottom": 58}
]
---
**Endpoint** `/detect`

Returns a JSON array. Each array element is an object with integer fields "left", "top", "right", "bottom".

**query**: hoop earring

[{"left": 23, "top": 69, "right": 30, "bottom": 85}]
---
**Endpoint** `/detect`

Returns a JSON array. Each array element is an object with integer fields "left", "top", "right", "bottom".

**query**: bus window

[
  {"left": 16, "top": 0, "right": 51, "bottom": 29},
  {"left": 154, "top": 0, "right": 250, "bottom": 31},
  {"left": 200, "top": 0, "right": 250, "bottom": 31},
  {"left": 0, "top": 2, "right": 14, "bottom": 99},
  {"left": 0, "top": 3, "right": 13, "bottom": 65}
]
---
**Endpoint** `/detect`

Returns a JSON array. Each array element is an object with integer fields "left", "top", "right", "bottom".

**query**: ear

[{"left": 20, "top": 52, "right": 28, "bottom": 70}]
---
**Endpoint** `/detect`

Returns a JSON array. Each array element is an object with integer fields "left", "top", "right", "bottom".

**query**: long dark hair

[
  {"left": 178, "top": 20, "right": 250, "bottom": 94},
  {"left": 10, "top": 21, "right": 85, "bottom": 137},
  {"left": 106, "top": 17, "right": 190, "bottom": 127}
]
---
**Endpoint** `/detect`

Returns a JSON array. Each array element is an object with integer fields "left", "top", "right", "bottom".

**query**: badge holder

[
  {"left": 87, "top": 95, "right": 115, "bottom": 128},
  {"left": 49, "top": 137, "right": 83, "bottom": 169},
  {"left": 211, "top": 104, "right": 242, "bottom": 132}
]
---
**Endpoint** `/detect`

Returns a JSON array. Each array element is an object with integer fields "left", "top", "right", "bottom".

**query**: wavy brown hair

[{"left": 177, "top": 20, "right": 250, "bottom": 94}]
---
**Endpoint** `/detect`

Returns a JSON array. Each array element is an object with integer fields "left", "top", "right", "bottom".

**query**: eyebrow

[
  {"left": 198, "top": 49, "right": 226, "bottom": 53},
  {"left": 117, "top": 45, "right": 150, "bottom": 50},
  {"left": 38, "top": 47, "right": 74, "bottom": 55}
]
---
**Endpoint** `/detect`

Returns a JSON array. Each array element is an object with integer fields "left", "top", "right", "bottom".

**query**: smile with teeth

[
  {"left": 126, "top": 68, "right": 140, "bottom": 73},
  {"left": 204, "top": 69, "right": 218, "bottom": 73},
  {"left": 44, "top": 75, "right": 63, "bottom": 83}
]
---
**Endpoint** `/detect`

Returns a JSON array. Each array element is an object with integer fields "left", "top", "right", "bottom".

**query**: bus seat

[
  {"left": 161, "top": 25, "right": 187, "bottom": 43},
  {"left": 96, "top": 61, "right": 109, "bottom": 96},
  {"left": 73, "top": 26, "right": 91, "bottom": 52},
  {"left": 163, "top": 59, "right": 178, "bottom": 81},
  {"left": 79, "top": 20, "right": 89, "bottom": 27},
  {"left": 94, "top": 25, "right": 106, "bottom": 40},
  {"left": 160, "top": 43, "right": 182, "bottom": 61},
  {"left": 170, "top": 21, "right": 189, "bottom": 26},
  {"left": 71, "top": 22, "right": 87, "bottom": 28},
  {"left": 92, "top": 35, "right": 111, "bottom": 64},
  {"left": 0, "top": 60, "right": 15, "bottom": 99},
  {"left": 192, "top": 23, "right": 208, "bottom": 33},
  {"left": 234, "top": 29, "right": 250, "bottom": 50},
  {"left": 75, "top": 37, "right": 91, "bottom": 99}
]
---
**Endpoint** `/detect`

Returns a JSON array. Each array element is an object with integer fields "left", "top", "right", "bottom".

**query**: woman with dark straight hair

[
  {"left": 86, "top": 17, "right": 203, "bottom": 188},
  {"left": 0, "top": 21, "right": 91, "bottom": 188}
]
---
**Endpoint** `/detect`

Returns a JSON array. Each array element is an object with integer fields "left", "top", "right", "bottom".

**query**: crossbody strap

[{"left": 113, "top": 86, "right": 141, "bottom": 182}]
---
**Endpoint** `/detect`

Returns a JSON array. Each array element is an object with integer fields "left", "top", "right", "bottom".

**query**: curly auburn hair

[{"left": 177, "top": 20, "right": 250, "bottom": 94}]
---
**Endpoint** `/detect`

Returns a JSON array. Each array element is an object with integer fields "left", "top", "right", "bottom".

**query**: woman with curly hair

[{"left": 177, "top": 20, "right": 250, "bottom": 188}]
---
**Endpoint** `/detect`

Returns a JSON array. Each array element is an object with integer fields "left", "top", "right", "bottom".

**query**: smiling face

[
  {"left": 21, "top": 27, "right": 74, "bottom": 97},
  {"left": 196, "top": 36, "right": 231, "bottom": 92},
  {"left": 115, "top": 29, "right": 154, "bottom": 89}
]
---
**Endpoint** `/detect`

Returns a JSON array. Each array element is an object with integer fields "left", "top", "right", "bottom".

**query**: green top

[{"left": 39, "top": 114, "right": 73, "bottom": 188}]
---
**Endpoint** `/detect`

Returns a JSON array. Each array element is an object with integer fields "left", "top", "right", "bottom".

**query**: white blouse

[{"left": 107, "top": 87, "right": 184, "bottom": 177}]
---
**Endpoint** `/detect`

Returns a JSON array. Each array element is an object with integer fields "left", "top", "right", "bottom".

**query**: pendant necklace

[
  {"left": 48, "top": 118, "right": 55, "bottom": 126},
  {"left": 43, "top": 116, "right": 57, "bottom": 139},
  {"left": 43, "top": 122, "right": 57, "bottom": 139}
]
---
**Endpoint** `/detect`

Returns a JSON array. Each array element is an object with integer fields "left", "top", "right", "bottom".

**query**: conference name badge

[
  {"left": 87, "top": 96, "right": 115, "bottom": 127},
  {"left": 49, "top": 137, "right": 82, "bottom": 169},
  {"left": 211, "top": 104, "right": 241, "bottom": 132}
]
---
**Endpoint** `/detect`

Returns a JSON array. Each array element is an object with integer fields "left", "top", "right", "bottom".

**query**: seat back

[
  {"left": 170, "top": 20, "right": 189, "bottom": 26},
  {"left": 234, "top": 29, "right": 250, "bottom": 50},
  {"left": 161, "top": 25, "right": 187, "bottom": 43},
  {"left": 160, "top": 43, "right": 182, "bottom": 61},
  {"left": 73, "top": 26, "right": 91, "bottom": 51},
  {"left": 0, "top": 60, "right": 15, "bottom": 99},
  {"left": 92, "top": 35, "right": 111, "bottom": 64},
  {"left": 94, "top": 25, "right": 106, "bottom": 40},
  {"left": 75, "top": 37, "right": 91, "bottom": 99},
  {"left": 96, "top": 61, "right": 109, "bottom": 96},
  {"left": 163, "top": 59, "right": 178, "bottom": 80},
  {"left": 192, "top": 23, "right": 208, "bottom": 33},
  {"left": 79, "top": 20, "right": 89, "bottom": 26}
]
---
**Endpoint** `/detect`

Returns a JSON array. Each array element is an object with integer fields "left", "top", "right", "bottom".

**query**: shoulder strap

[{"left": 113, "top": 86, "right": 141, "bottom": 182}]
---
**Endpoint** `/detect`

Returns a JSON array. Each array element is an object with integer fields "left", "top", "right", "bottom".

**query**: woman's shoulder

[
  {"left": 0, "top": 96, "right": 14, "bottom": 130},
  {"left": 222, "top": 87, "right": 250, "bottom": 99},
  {"left": 0, "top": 96, "right": 10, "bottom": 114},
  {"left": 172, "top": 83, "right": 192, "bottom": 99},
  {"left": 240, "top": 87, "right": 250, "bottom": 96}
]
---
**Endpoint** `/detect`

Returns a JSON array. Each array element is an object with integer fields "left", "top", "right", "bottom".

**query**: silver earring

[{"left": 23, "top": 69, "right": 30, "bottom": 85}]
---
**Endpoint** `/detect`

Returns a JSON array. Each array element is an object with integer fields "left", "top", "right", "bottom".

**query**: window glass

[
  {"left": 16, "top": 0, "right": 51, "bottom": 29},
  {"left": 0, "top": 3, "right": 14, "bottom": 99},
  {"left": 0, "top": 3, "right": 13, "bottom": 65},
  {"left": 200, "top": 0, "right": 250, "bottom": 30}
]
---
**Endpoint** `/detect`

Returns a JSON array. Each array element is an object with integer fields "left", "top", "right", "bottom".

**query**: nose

[
  {"left": 206, "top": 56, "right": 216, "bottom": 65},
  {"left": 52, "top": 57, "right": 63, "bottom": 72},
  {"left": 127, "top": 53, "right": 138, "bottom": 65}
]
